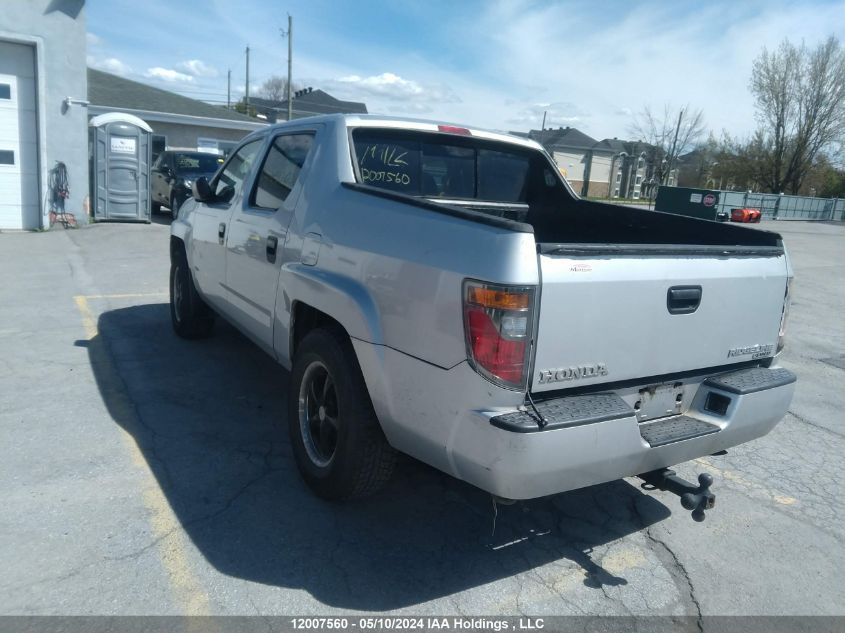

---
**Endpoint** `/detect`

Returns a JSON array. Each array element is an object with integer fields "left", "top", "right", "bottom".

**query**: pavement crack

[
  {"left": 632, "top": 497, "right": 702, "bottom": 626},
  {"left": 787, "top": 409, "right": 845, "bottom": 439},
  {"left": 182, "top": 468, "right": 278, "bottom": 528}
]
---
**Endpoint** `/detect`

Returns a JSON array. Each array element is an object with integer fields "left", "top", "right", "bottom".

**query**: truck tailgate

[{"left": 531, "top": 248, "right": 788, "bottom": 392}]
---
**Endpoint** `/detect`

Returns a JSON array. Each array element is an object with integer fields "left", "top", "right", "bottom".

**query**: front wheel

[
  {"left": 170, "top": 249, "right": 214, "bottom": 339},
  {"left": 170, "top": 193, "right": 182, "bottom": 220},
  {"left": 289, "top": 328, "right": 397, "bottom": 500}
]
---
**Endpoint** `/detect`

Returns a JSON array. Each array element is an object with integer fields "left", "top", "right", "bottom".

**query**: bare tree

[
  {"left": 750, "top": 36, "right": 845, "bottom": 193},
  {"left": 256, "top": 75, "right": 299, "bottom": 102},
  {"left": 631, "top": 104, "right": 706, "bottom": 185}
]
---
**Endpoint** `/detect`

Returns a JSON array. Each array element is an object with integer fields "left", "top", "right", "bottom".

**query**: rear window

[
  {"left": 352, "top": 129, "right": 532, "bottom": 202},
  {"left": 174, "top": 153, "right": 221, "bottom": 173}
]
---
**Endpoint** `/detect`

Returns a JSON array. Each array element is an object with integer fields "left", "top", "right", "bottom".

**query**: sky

[{"left": 86, "top": 0, "right": 845, "bottom": 142}]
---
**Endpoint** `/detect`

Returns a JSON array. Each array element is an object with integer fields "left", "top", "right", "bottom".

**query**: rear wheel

[
  {"left": 170, "top": 248, "right": 214, "bottom": 339},
  {"left": 289, "top": 328, "right": 396, "bottom": 500}
]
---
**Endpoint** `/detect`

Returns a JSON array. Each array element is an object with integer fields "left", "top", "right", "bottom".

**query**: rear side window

[
  {"left": 352, "top": 129, "right": 532, "bottom": 202},
  {"left": 252, "top": 133, "right": 314, "bottom": 209}
]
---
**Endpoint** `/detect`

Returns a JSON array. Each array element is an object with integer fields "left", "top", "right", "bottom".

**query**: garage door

[{"left": 0, "top": 41, "right": 39, "bottom": 230}]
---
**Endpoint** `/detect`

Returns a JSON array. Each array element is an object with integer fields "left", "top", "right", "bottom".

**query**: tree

[
  {"left": 678, "top": 133, "right": 719, "bottom": 188},
  {"left": 630, "top": 104, "right": 706, "bottom": 185},
  {"left": 233, "top": 98, "right": 257, "bottom": 118},
  {"left": 749, "top": 36, "right": 845, "bottom": 194},
  {"left": 802, "top": 153, "right": 845, "bottom": 197},
  {"left": 256, "top": 75, "right": 300, "bottom": 102}
]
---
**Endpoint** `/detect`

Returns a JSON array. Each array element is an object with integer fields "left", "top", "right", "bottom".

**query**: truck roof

[{"left": 259, "top": 113, "right": 544, "bottom": 152}]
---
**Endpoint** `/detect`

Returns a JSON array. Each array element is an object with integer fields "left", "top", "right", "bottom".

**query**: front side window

[
  {"left": 0, "top": 84, "right": 10, "bottom": 100},
  {"left": 252, "top": 133, "right": 314, "bottom": 209},
  {"left": 352, "top": 129, "right": 532, "bottom": 203},
  {"left": 213, "top": 139, "right": 263, "bottom": 204}
]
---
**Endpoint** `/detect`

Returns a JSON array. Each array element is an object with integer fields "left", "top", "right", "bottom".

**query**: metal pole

[
  {"left": 245, "top": 46, "right": 250, "bottom": 114},
  {"left": 287, "top": 14, "right": 293, "bottom": 122},
  {"left": 227, "top": 69, "right": 231, "bottom": 109},
  {"left": 666, "top": 108, "right": 683, "bottom": 185}
]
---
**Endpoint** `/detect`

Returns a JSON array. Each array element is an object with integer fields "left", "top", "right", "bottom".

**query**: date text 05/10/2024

[{"left": 290, "top": 617, "right": 545, "bottom": 631}]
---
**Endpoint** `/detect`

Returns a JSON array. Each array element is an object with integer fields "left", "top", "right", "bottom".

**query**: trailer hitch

[{"left": 639, "top": 469, "right": 715, "bottom": 522}]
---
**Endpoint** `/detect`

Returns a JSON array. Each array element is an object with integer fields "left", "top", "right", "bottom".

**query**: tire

[
  {"left": 289, "top": 328, "right": 397, "bottom": 500},
  {"left": 170, "top": 248, "right": 214, "bottom": 339},
  {"left": 151, "top": 201, "right": 161, "bottom": 214},
  {"left": 170, "top": 193, "right": 181, "bottom": 220}
]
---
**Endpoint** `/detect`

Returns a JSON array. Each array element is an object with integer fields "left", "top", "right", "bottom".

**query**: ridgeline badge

[{"left": 727, "top": 344, "right": 774, "bottom": 359}]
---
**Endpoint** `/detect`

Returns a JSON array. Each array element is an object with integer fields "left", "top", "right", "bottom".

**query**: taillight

[
  {"left": 777, "top": 277, "right": 793, "bottom": 354},
  {"left": 463, "top": 280, "right": 535, "bottom": 390}
]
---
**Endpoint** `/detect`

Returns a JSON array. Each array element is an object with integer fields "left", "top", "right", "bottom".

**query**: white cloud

[
  {"left": 330, "top": 72, "right": 460, "bottom": 103},
  {"left": 87, "top": 55, "right": 131, "bottom": 76},
  {"left": 176, "top": 59, "right": 218, "bottom": 78},
  {"left": 86, "top": 32, "right": 101, "bottom": 47},
  {"left": 466, "top": 0, "right": 845, "bottom": 138},
  {"left": 507, "top": 102, "right": 585, "bottom": 128},
  {"left": 387, "top": 102, "right": 434, "bottom": 115},
  {"left": 145, "top": 67, "right": 194, "bottom": 83}
]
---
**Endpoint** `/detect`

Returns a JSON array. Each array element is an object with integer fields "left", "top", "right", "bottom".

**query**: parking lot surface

[{"left": 1, "top": 219, "right": 844, "bottom": 617}]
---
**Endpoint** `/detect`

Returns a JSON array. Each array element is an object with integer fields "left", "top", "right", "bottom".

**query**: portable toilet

[{"left": 89, "top": 113, "right": 152, "bottom": 222}]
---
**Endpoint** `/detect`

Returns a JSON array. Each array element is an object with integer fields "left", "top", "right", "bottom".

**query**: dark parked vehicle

[{"left": 151, "top": 151, "right": 221, "bottom": 218}]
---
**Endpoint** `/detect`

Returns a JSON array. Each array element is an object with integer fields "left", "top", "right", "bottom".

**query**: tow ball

[{"left": 639, "top": 469, "right": 716, "bottom": 522}]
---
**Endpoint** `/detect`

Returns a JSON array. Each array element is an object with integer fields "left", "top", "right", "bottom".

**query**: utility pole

[
  {"left": 245, "top": 46, "right": 250, "bottom": 115},
  {"left": 287, "top": 14, "right": 293, "bottom": 121},
  {"left": 666, "top": 108, "right": 683, "bottom": 185},
  {"left": 227, "top": 69, "right": 231, "bottom": 109}
]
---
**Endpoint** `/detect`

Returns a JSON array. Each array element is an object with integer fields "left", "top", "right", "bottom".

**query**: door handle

[
  {"left": 667, "top": 285, "right": 702, "bottom": 315},
  {"left": 266, "top": 235, "right": 278, "bottom": 263},
  {"left": 218, "top": 222, "right": 226, "bottom": 245}
]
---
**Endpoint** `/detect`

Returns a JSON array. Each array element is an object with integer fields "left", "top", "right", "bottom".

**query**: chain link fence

[{"left": 715, "top": 191, "right": 845, "bottom": 221}]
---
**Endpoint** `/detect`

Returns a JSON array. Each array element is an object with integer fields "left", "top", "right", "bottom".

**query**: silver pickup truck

[{"left": 170, "top": 114, "right": 795, "bottom": 515}]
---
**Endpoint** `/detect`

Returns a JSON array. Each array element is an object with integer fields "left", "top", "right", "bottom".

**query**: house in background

[
  {"left": 523, "top": 126, "right": 678, "bottom": 200},
  {"left": 595, "top": 138, "right": 660, "bottom": 200},
  {"left": 525, "top": 127, "right": 613, "bottom": 197},
  {"left": 250, "top": 88, "right": 368, "bottom": 123},
  {"left": 88, "top": 69, "right": 265, "bottom": 161},
  {"left": 0, "top": 0, "right": 267, "bottom": 229}
]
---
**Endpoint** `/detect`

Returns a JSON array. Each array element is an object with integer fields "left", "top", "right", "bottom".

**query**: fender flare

[{"left": 275, "top": 263, "right": 385, "bottom": 368}]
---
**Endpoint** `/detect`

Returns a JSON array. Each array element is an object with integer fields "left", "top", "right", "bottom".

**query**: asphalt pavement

[{"left": 1, "top": 218, "right": 843, "bottom": 617}]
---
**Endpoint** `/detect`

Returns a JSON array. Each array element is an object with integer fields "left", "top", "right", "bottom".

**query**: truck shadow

[{"left": 88, "top": 304, "right": 671, "bottom": 610}]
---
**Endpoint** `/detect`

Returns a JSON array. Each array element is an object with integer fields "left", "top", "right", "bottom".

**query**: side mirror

[{"left": 192, "top": 176, "right": 213, "bottom": 202}]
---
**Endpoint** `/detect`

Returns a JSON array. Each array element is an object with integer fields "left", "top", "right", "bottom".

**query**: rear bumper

[
  {"left": 449, "top": 366, "right": 796, "bottom": 499},
  {"left": 352, "top": 339, "right": 796, "bottom": 500}
]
